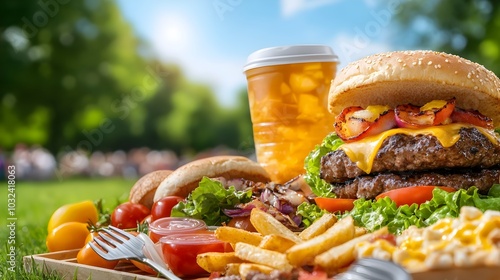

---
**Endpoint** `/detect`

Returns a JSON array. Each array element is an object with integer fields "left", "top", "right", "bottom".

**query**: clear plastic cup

[
  {"left": 148, "top": 217, "right": 207, "bottom": 243},
  {"left": 160, "top": 232, "right": 229, "bottom": 277},
  {"left": 243, "top": 45, "right": 339, "bottom": 183}
]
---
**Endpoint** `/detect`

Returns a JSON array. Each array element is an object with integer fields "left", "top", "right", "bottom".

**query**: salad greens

[
  {"left": 299, "top": 185, "right": 500, "bottom": 234},
  {"left": 304, "top": 133, "right": 344, "bottom": 198},
  {"left": 171, "top": 177, "right": 253, "bottom": 226}
]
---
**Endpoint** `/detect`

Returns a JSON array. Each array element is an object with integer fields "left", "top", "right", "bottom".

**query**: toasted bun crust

[
  {"left": 129, "top": 170, "right": 173, "bottom": 209},
  {"left": 153, "top": 156, "right": 270, "bottom": 201},
  {"left": 329, "top": 50, "right": 500, "bottom": 127}
]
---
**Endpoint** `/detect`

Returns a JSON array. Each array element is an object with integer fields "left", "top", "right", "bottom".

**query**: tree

[
  {"left": 394, "top": 0, "right": 500, "bottom": 74},
  {"left": 0, "top": 0, "right": 153, "bottom": 153}
]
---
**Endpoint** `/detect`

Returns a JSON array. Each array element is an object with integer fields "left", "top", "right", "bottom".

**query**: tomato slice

[
  {"left": 451, "top": 108, "right": 494, "bottom": 129},
  {"left": 314, "top": 197, "right": 355, "bottom": 213},
  {"left": 376, "top": 186, "right": 456, "bottom": 206}
]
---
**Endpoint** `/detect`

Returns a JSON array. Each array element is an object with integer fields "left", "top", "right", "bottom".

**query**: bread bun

[
  {"left": 154, "top": 156, "right": 270, "bottom": 202},
  {"left": 329, "top": 50, "right": 500, "bottom": 127},
  {"left": 129, "top": 170, "right": 173, "bottom": 209}
]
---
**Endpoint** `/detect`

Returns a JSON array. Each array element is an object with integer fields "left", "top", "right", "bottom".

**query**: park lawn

[{"left": 0, "top": 178, "right": 135, "bottom": 279}]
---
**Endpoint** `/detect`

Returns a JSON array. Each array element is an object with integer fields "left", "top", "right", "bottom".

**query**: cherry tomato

[
  {"left": 48, "top": 200, "right": 98, "bottom": 233},
  {"left": 376, "top": 186, "right": 456, "bottom": 206},
  {"left": 77, "top": 232, "right": 119, "bottom": 269},
  {"left": 46, "top": 222, "right": 90, "bottom": 252},
  {"left": 128, "top": 231, "right": 157, "bottom": 274},
  {"left": 314, "top": 197, "right": 355, "bottom": 213},
  {"left": 151, "top": 196, "right": 184, "bottom": 221},
  {"left": 111, "top": 202, "right": 150, "bottom": 229},
  {"left": 227, "top": 217, "right": 256, "bottom": 232}
]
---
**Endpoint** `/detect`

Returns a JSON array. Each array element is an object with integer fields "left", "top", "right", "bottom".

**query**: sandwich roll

[
  {"left": 129, "top": 170, "right": 173, "bottom": 209},
  {"left": 153, "top": 156, "right": 270, "bottom": 201}
]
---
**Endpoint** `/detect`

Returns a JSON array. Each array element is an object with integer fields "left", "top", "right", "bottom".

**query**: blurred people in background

[
  {"left": 2, "top": 144, "right": 250, "bottom": 181},
  {"left": 11, "top": 144, "right": 57, "bottom": 180}
]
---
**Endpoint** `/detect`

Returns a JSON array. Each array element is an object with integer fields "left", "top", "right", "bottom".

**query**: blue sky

[{"left": 116, "top": 0, "right": 410, "bottom": 106}]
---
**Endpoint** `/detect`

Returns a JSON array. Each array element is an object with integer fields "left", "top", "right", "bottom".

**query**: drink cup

[{"left": 243, "top": 45, "right": 339, "bottom": 183}]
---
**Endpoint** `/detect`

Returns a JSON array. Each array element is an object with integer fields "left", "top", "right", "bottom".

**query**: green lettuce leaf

[
  {"left": 298, "top": 185, "right": 500, "bottom": 234},
  {"left": 304, "top": 133, "right": 344, "bottom": 198},
  {"left": 296, "top": 202, "right": 327, "bottom": 227},
  {"left": 171, "top": 177, "right": 253, "bottom": 226}
]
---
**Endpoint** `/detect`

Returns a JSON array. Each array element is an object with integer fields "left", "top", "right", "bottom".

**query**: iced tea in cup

[{"left": 243, "top": 45, "right": 338, "bottom": 183}]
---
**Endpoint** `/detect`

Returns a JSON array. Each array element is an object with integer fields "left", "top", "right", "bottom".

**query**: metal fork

[
  {"left": 336, "top": 258, "right": 412, "bottom": 280},
  {"left": 89, "top": 226, "right": 182, "bottom": 280}
]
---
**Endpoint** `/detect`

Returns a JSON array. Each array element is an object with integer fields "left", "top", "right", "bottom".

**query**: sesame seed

[
  {"left": 418, "top": 60, "right": 422, "bottom": 65},
  {"left": 467, "top": 73, "right": 472, "bottom": 79},
  {"left": 454, "top": 71, "right": 458, "bottom": 74},
  {"left": 428, "top": 61, "right": 433, "bottom": 65},
  {"left": 474, "top": 86, "right": 478, "bottom": 90},
  {"left": 445, "top": 59, "right": 450, "bottom": 63},
  {"left": 402, "top": 63, "right": 407, "bottom": 67},
  {"left": 397, "top": 59, "right": 402, "bottom": 63},
  {"left": 412, "top": 62, "right": 417, "bottom": 66}
]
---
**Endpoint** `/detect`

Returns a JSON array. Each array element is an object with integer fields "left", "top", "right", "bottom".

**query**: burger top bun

[
  {"left": 129, "top": 170, "right": 173, "bottom": 209},
  {"left": 329, "top": 50, "right": 500, "bottom": 127},
  {"left": 153, "top": 156, "right": 270, "bottom": 202}
]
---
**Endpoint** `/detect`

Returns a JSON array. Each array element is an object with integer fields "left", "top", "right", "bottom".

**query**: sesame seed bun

[
  {"left": 329, "top": 50, "right": 500, "bottom": 127},
  {"left": 129, "top": 170, "right": 173, "bottom": 209},
  {"left": 153, "top": 156, "right": 270, "bottom": 202}
]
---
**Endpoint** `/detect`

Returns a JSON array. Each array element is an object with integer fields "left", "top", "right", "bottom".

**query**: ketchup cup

[
  {"left": 148, "top": 217, "right": 207, "bottom": 243},
  {"left": 160, "top": 232, "right": 228, "bottom": 277}
]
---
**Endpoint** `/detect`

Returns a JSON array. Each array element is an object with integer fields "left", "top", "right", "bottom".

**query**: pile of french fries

[{"left": 197, "top": 208, "right": 388, "bottom": 278}]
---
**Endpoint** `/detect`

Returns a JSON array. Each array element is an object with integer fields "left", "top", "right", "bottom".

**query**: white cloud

[{"left": 280, "top": 0, "right": 342, "bottom": 17}]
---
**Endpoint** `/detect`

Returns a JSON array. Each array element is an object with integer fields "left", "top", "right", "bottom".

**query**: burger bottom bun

[
  {"left": 129, "top": 170, "right": 173, "bottom": 209},
  {"left": 330, "top": 80, "right": 500, "bottom": 125},
  {"left": 154, "top": 156, "right": 270, "bottom": 201}
]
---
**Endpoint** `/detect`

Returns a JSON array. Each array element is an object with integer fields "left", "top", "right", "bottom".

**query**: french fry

[
  {"left": 286, "top": 216, "right": 355, "bottom": 266},
  {"left": 259, "top": 234, "right": 297, "bottom": 253},
  {"left": 234, "top": 242, "right": 293, "bottom": 272},
  {"left": 196, "top": 252, "right": 243, "bottom": 273},
  {"left": 238, "top": 263, "right": 274, "bottom": 279},
  {"left": 354, "top": 226, "right": 367, "bottom": 237},
  {"left": 225, "top": 263, "right": 242, "bottom": 276},
  {"left": 314, "top": 227, "right": 389, "bottom": 273},
  {"left": 299, "top": 213, "right": 337, "bottom": 240},
  {"left": 250, "top": 208, "right": 303, "bottom": 244},
  {"left": 215, "top": 226, "right": 263, "bottom": 246}
]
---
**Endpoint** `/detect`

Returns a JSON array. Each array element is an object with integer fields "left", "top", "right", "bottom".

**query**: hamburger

[{"left": 303, "top": 50, "right": 500, "bottom": 232}]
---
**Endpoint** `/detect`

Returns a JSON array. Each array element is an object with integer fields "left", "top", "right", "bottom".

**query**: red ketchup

[
  {"left": 148, "top": 217, "right": 207, "bottom": 243},
  {"left": 160, "top": 232, "right": 228, "bottom": 277}
]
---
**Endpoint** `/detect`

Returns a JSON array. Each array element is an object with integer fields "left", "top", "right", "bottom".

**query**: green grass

[{"left": 0, "top": 178, "right": 135, "bottom": 279}]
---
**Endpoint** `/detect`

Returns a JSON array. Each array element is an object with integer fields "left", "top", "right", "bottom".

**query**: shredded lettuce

[
  {"left": 350, "top": 185, "right": 500, "bottom": 234},
  {"left": 304, "top": 133, "right": 344, "bottom": 198},
  {"left": 298, "top": 185, "right": 500, "bottom": 234},
  {"left": 297, "top": 202, "right": 328, "bottom": 227},
  {"left": 171, "top": 177, "right": 253, "bottom": 226}
]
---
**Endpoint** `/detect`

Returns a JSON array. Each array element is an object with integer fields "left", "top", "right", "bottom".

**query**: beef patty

[
  {"left": 321, "top": 127, "right": 500, "bottom": 183},
  {"left": 332, "top": 169, "right": 500, "bottom": 199}
]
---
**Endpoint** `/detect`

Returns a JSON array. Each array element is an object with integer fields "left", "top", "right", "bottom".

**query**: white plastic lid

[{"left": 243, "top": 45, "right": 339, "bottom": 72}]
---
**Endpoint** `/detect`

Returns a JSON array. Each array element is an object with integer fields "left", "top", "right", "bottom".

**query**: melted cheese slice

[{"left": 339, "top": 124, "right": 499, "bottom": 174}]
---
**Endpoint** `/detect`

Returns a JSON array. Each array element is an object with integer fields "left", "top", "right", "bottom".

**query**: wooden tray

[
  {"left": 24, "top": 250, "right": 500, "bottom": 280},
  {"left": 23, "top": 249, "right": 162, "bottom": 279},
  {"left": 412, "top": 266, "right": 500, "bottom": 280}
]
